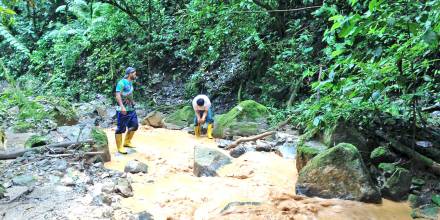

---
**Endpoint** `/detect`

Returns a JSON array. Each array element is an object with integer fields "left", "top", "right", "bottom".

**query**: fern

[{"left": 0, "top": 24, "right": 30, "bottom": 57}]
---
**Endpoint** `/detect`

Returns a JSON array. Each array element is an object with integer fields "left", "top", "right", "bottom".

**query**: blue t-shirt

[{"left": 115, "top": 79, "right": 134, "bottom": 111}]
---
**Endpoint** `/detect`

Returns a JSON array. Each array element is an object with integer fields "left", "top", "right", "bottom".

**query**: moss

[
  {"left": 25, "top": 135, "right": 48, "bottom": 148},
  {"left": 378, "top": 163, "right": 396, "bottom": 174},
  {"left": 408, "top": 194, "right": 421, "bottom": 208},
  {"left": 91, "top": 127, "right": 108, "bottom": 150},
  {"left": 213, "top": 100, "right": 269, "bottom": 138},
  {"left": 382, "top": 167, "right": 411, "bottom": 200},
  {"left": 302, "top": 143, "right": 362, "bottom": 172},
  {"left": 370, "top": 146, "right": 393, "bottom": 163},
  {"left": 412, "top": 178, "right": 425, "bottom": 186},
  {"left": 296, "top": 141, "right": 328, "bottom": 172},
  {"left": 164, "top": 106, "right": 194, "bottom": 127},
  {"left": 13, "top": 121, "right": 35, "bottom": 132},
  {"left": 432, "top": 194, "right": 440, "bottom": 207}
]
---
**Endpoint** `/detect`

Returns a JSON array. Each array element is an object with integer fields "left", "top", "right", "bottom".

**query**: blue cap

[{"left": 125, "top": 67, "right": 136, "bottom": 78}]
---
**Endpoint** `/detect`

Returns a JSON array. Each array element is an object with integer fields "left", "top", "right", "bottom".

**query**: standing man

[
  {"left": 115, "top": 67, "right": 139, "bottom": 154},
  {"left": 192, "top": 94, "right": 214, "bottom": 139}
]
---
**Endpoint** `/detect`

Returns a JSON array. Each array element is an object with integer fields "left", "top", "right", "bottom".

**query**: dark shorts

[
  {"left": 115, "top": 111, "right": 139, "bottom": 134},
  {"left": 194, "top": 108, "right": 214, "bottom": 125}
]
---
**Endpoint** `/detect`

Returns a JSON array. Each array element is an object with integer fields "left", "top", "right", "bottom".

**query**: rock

[
  {"left": 57, "top": 125, "right": 93, "bottom": 142},
  {"left": 230, "top": 145, "right": 250, "bottom": 158},
  {"left": 0, "top": 185, "right": 5, "bottom": 199},
  {"left": 381, "top": 167, "right": 411, "bottom": 200},
  {"left": 432, "top": 194, "right": 440, "bottom": 206},
  {"left": 319, "top": 121, "right": 372, "bottom": 160},
  {"left": 5, "top": 186, "right": 32, "bottom": 202},
  {"left": 102, "top": 206, "right": 113, "bottom": 218},
  {"left": 61, "top": 176, "right": 75, "bottom": 186},
  {"left": 296, "top": 143, "right": 381, "bottom": 203},
  {"left": 411, "top": 204, "right": 439, "bottom": 220},
  {"left": 124, "top": 160, "right": 148, "bottom": 174},
  {"left": 194, "top": 146, "right": 232, "bottom": 177},
  {"left": 102, "top": 182, "right": 116, "bottom": 194},
  {"left": 12, "top": 175, "right": 36, "bottom": 186},
  {"left": 370, "top": 146, "right": 395, "bottom": 164},
  {"left": 141, "top": 111, "right": 165, "bottom": 128},
  {"left": 137, "top": 211, "right": 154, "bottom": 220},
  {"left": 53, "top": 159, "right": 68, "bottom": 172},
  {"left": 255, "top": 140, "right": 274, "bottom": 152},
  {"left": 4, "top": 131, "right": 36, "bottom": 149},
  {"left": 50, "top": 98, "right": 79, "bottom": 126},
  {"left": 296, "top": 141, "right": 327, "bottom": 172},
  {"left": 276, "top": 142, "right": 297, "bottom": 159},
  {"left": 408, "top": 194, "right": 423, "bottom": 208},
  {"left": 115, "top": 179, "right": 133, "bottom": 197},
  {"left": 93, "top": 193, "right": 113, "bottom": 206},
  {"left": 164, "top": 106, "right": 194, "bottom": 129},
  {"left": 91, "top": 127, "right": 111, "bottom": 162},
  {"left": 216, "top": 139, "right": 233, "bottom": 149},
  {"left": 24, "top": 135, "right": 48, "bottom": 148},
  {"left": 213, "top": 100, "right": 270, "bottom": 138}
]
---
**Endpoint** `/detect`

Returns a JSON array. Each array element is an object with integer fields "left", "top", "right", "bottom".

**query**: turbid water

[{"left": 104, "top": 126, "right": 412, "bottom": 220}]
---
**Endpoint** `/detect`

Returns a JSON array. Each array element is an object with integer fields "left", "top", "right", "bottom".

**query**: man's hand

[
  {"left": 121, "top": 106, "right": 127, "bottom": 115},
  {"left": 200, "top": 118, "right": 206, "bottom": 124}
]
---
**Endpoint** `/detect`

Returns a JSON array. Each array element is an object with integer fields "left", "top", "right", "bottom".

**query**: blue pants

[
  {"left": 194, "top": 108, "right": 214, "bottom": 125},
  {"left": 116, "top": 111, "right": 139, "bottom": 134}
]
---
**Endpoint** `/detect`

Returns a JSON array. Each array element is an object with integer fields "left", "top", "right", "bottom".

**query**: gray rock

[
  {"left": 138, "top": 211, "right": 154, "bottom": 220},
  {"left": 141, "top": 111, "right": 165, "bottom": 128},
  {"left": 61, "top": 176, "right": 75, "bottom": 186},
  {"left": 57, "top": 125, "right": 93, "bottom": 142},
  {"left": 216, "top": 139, "right": 233, "bottom": 149},
  {"left": 381, "top": 167, "right": 412, "bottom": 201},
  {"left": 194, "top": 146, "right": 232, "bottom": 177},
  {"left": 5, "top": 186, "right": 32, "bottom": 202},
  {"left": 411, "top": 204, "right": 439, "bottom": 220},
  {"left": 296, "top": 143, "right": 381, "bottom": 203},
  {"left": 115, "top": 179, "right": 133, "bottom": 197},
  {"left": 124, "top": 160, "right": 148, "bottom": 174},
  {"left": 12, "top": 175, "right": 36, "bottom": 186},
  {"left": 53, "top": 159, "right": 68, "bottom": 172}
]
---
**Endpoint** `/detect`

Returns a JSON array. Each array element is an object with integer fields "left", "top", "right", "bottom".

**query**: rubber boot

[
  {"left": 207, "top": 123, "right": 214, "bottom": 139},
  {"left": 194, "top": 125, "right": 201, "bottom": 137},
  {"left": 115, "top": 134, "right": 127, "bottom": 154},
  {"left": 124, "top": 131, "right": 135, "bottom": 148}
]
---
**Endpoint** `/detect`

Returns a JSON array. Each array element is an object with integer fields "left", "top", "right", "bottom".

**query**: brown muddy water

[{"left": 104, "top": 126, "right": 411, "bottom": 220}]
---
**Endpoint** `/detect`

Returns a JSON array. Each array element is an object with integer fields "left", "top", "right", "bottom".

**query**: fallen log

[
  {"left": 376, "top": 131, "right": 440, "bottom": 176},
  {"left": 225, "top": 131, "right": 275, "bottom": 150},
  {"left": 0, "top": 139, "right": 94, "bottom": 160}
]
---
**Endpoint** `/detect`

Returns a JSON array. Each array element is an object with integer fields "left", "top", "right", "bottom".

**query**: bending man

[
  {"left": 192, "top": 94, "right": 214, "bottom": 139},
  {"left": 115, "top": 67, "right": 139, "bottom": 154}
]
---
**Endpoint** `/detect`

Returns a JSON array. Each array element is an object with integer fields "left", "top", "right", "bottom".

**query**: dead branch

[{"left": 225, "top": 131, "right": 275, "bottom": 150}]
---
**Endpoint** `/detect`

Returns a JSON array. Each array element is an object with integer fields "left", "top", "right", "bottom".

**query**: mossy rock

[
  {"left": 432, "top": 194, "right": 440, "bottom": 207},
  {"left": 370, "top": 146, "right": 394, "bottom": 164},
  {"left": 411, "top": 204, "right": 440, "bottom": 220},
  {"left": 408, "top": 194, "right": 423, "bottom": 208},
  {"left": 378, "top": 163, "right": 396, "bottom": 175},
  {"left": 164, "top": 106, "right": 194, "bottom": 128},
  {"left": 320, "top": 121, "right": 371, "bottom": 161},
  {"left": 296, "top": 143, "right": 381, "bottom": 203},
  {"left": 296, "top": 141, "right": 328, "bottom": 172},
  {"left": 213, "top": 100, "right": 270, "bottom": 138},
  {"left": 381, "top": 167, "right": 411, "bottom": 201},
  {"left": 91, "top": 127, "right": 110, "bottom": 162},
  {"left": 39, "top": 97, "right": 78, "bottom": 126},
  {"left": 25, "top": 135, "right": 48, "bottom": 148}
]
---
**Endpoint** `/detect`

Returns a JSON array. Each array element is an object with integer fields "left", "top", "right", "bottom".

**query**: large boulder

[
  {"left": 141, "top": 111, "right": 165, "bottom": 128},
  {"left": 296, "top": 143, "right": 381, "bottom": 203},
  {"left": 194, "top": 146, "right": 232, "bottom": 177},
  {"left": 380, "top": 166, "right": 412, "bottom": 201},
  {"left": 164, "top": 106, "right": 194, "bottom": 129},
  {"left": 319, "top": 121, "right": 373, "bottom": 161},
  {"left": 296, "top": 141, "right": 327, "bottom": 172},
  {"left": 213, "top": 100, "right": 270, "bottom": 138}
]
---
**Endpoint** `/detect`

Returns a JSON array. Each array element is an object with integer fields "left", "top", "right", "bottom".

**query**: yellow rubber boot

[
  {"left": 194, "top": 125, "right": 201, "bottom": 137},
  {"left": 207, "top": 123, "right": 214, "bottom": 139},
  {"left": 124, "top": 131, "right": 135, "bottom": 148},
  {"left": 115, "top": 134, "right": 127, "bottom": 154}
]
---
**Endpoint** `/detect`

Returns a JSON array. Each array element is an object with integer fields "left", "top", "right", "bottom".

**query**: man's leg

[
  {"left": 206, "top": 108, "right": 214, "bottom": 139},
  {"left": 124, "top": 111, "right": 139, "bottom": 148},
  {"left": 115, "top": 111, "right": 129, "bottom": 154},
  {"left": 194, "top": 111, "right": 202, "bottom": 137}
]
